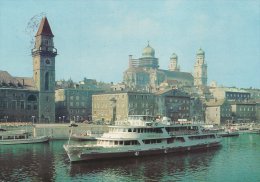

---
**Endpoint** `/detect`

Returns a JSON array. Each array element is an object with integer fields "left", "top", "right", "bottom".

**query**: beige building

[
  {"left": 92, "top": 91, "right": 155, "bottom": 123},
  {"left": 205, "top": 100, "right": 232, "bottom": 125}
]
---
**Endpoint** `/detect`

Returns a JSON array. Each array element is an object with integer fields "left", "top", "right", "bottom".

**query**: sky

[{"left": 0, "top": 0, "right": 259, "bottom": 88}]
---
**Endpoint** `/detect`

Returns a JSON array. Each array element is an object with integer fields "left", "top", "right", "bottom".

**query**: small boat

[
  {"left": 64, "top": 115, "right": 222, "bottom": 162},
  {"left": 0, "top": 130, "right": 49, "bottom": 145},
  {"left": 248, "top": 124, "right": 260, "bottom": 134},
  {"left": 218, "top": 128, "right": 239, "bottom": 137}
]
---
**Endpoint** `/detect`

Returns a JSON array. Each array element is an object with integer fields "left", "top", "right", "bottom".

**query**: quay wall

[{"left": 0, "top": 123, "right": 108, "bottom": 140}]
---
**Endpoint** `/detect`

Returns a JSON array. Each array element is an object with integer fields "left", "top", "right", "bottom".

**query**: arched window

[
  {"left": 45, "top": 72, "right": 49, "bottom": 90},
  {"left": 28, "top": 94, "right": 37, "bottom": 101}
]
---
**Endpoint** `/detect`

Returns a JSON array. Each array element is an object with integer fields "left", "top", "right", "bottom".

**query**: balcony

[{"left": 31, "top": 46, "right": 57, "bottom": 56}]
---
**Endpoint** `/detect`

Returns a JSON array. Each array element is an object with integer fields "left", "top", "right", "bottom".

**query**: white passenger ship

[{"left": 64, "top": 115, "right": 221, "bottom": 162}]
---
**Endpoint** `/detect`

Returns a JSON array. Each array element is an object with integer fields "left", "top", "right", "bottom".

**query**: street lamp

[
  {"left": 4, "top": 116, "right": 8, "bottom": 123},
  {"left": 129, "top": 109, "right": 135, "bottom": 115},
  {"left": 32, "top": 116, "right": 35, "bottom": 125},
  {"left": 59, "top": 117, "right": 61, "bottom": 123},
  {"left": 62, "top": 116, "right": 65, "bottom": 123}
]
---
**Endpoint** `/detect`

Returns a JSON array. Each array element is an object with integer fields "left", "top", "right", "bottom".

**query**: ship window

[
  {"left": 176, "top": 137, "right": 185, "bottom": 142},
  {"left": 167, "top": 138, "right": 174, "bottom": 144},
  {"left": 119, "top": 141, "right": 123, "bottom": 145},
  {"left": 114, "top": 141, "right": 118, "bottom": 145}
]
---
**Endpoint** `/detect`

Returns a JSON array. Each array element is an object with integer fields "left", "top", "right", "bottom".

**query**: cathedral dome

[
  {"left": 197, "top": 48, "right": 205, "bottom": 55},
  {"left": 142, "top": 43, "right": 155, "bottom": 58},
  {"left": 170, "top": 53, "right": 178, "bottom": 59}
]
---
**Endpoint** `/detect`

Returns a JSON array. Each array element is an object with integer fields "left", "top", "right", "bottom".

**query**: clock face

[{"left": 45, "top": 59, "right": 50, "bottom": 64}]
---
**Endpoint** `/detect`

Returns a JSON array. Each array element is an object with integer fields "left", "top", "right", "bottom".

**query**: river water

[{"left": 0, "top": 134, "right": 260, "bottom": 182}]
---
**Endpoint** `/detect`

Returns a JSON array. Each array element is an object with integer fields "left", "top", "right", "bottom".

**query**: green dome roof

[
  {"left": 142, "top": 43, "right": 155, "bottom": 58},
  {"left": 197, "top": 48, "right": 205, "bottom": 55},
  {"left": 170, "top": 53, "right": 178, "bottom": 59}
]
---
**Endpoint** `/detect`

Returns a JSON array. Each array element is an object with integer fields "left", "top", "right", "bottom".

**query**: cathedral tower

[
  {"left": 194, "top": 48, "right": 207, "bottom": 87},
  {"left": 168, "top": 53, "right": 180, "bottom": 71},
  {"left": 32, "top": 17, "right": 57, "bottom": 122}
]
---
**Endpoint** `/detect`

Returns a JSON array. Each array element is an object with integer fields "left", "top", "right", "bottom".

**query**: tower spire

[{"left": 35, "top": 16, "right": 54, "bottom": 37}]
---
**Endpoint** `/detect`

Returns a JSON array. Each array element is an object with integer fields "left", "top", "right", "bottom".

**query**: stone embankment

[{"left": 0, "top": 123, "right": 108, "bottom": 140}]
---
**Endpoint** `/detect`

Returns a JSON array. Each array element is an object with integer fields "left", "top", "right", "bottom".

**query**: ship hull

[
  {"left": 0, "top": 136, "right": 49, "bottom": 145},
  {"left": 64, "top": 140, "right": 221, "bottom": 162}
]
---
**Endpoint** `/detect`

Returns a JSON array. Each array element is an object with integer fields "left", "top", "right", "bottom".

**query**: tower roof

[
  {"left": 142, "top": 42, "right": 155, "bottom": 58},
  {"left": 197, "top": 48, "right": 205, "bottom": 55},
  {"left": 35, "top": 17, "right": 54, "bottom": 37},
  {"left": 170, "top": 53, "right": 178, "bottom": 59}
]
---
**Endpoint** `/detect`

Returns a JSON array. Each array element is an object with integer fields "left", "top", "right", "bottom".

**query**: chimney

[{"left": 128, "top": 55, "right": 133, "bottom": 68}]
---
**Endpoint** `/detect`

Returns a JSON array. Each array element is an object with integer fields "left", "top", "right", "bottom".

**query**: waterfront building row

[{"left": 0, "top": 17, "right": 260, "bottom": 125}]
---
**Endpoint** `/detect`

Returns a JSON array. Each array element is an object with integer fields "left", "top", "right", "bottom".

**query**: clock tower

[{"left": 32, "top": 17, "right": 57, "bottom": 123}]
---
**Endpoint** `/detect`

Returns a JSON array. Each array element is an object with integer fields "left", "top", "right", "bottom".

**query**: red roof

[{"left": 35, "top": 17, "right": 54, "bottom": 37}]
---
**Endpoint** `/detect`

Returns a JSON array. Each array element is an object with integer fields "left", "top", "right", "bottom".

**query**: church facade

[
  {"left": 0, "top": 17, "right": 57, "bottom": 123},
  {"left": 123, "top": 44, "right": 202, "bottom": 92}
]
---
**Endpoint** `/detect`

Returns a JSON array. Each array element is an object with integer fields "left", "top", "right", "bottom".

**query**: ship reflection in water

[
  {"left": 69, "top": 149, "right": 219, "bottom": 182},
  {"left": 1, "top": 134, "right": 260, "bottom": 182}
]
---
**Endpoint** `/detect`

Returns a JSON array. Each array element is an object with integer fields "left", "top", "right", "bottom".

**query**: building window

[
  {"left": 21, "top": 101, "right": 25, "bottom": 109},
  {"left": 11, "top": 101, "right": 16, "bottom": 109},
  {"left": 28, "top": 94, "right": 37, "bottom": 101},
  {"left": 45, "top": 72, "right": 49, "bottom": 90}
]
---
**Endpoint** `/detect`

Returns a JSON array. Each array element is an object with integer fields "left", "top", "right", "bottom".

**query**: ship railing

[{"left": 169, "top": 130, "right": 199, "bottom": 136}]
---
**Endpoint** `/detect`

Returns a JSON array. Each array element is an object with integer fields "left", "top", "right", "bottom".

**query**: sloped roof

[
  {"left": 35, "top": 17, "right": 54, "bottom": 37},
  {"left": 15, "top": 77, "right": 36, "bottom": 90},
  {"left": 155, "top": 88, "right": 189, "bottom": 97},
  {"left": 0, "top": 70, "right": 19, "bottom": 84},
  {"left": 206, "top": 99, "right": 226, "bottom": 107},
  {"left": 158, "top": 69, "right": 193, "bottom": 81},
  {"left": 0, "top": 70, "right": 36, "bottom": 90},
  {"left": 124, "top": 67, "right": 149, "bottom": 73}
]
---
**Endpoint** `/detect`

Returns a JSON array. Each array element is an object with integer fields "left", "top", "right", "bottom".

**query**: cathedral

[
  {"left": 123, "top": 43, "right": 207, "bottom": 92},
  {"left": 0, "top": 17, "right": 57, "bottom": 123}
]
